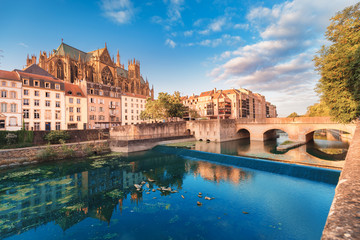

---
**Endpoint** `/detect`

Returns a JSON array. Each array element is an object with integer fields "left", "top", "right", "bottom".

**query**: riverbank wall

[{"left": 0, "top": 140, "right": 110, "bottom": 169}]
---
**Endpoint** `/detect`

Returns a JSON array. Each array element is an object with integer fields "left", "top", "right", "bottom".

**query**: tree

[
  {"left": 305, "top": 102, "right": 330, "bottom": 117},
  {"left": 287, "top": 112, "right": 300, "bottom": 118},
  {"left": 140, "top": 92, "right": 186, "bottom": 122},
  {"left": 314, "top": 3, "right": 360, "bottom": 123}
]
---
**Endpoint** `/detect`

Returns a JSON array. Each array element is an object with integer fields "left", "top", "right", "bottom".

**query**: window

[
  {"left": 90, "top": 115, "right": 96, "bottom": 120},
  {"left": 69, "top": 107, "right": 73, "bottom": 113},
  {"left": 45, "top": 92, "right": 50, "bottom": 97},
  {"left": 55, "top": 111, "right": 61, "bottom": 120},
  {"left": 12, "top": 83, "right": 16, "bottom": 87},
  {"left": 34, "top": 110, "right": 40, "bottom": 119},
  {"left": 1, "top": 81, "right": 6, "bottom": 86},
  {"left": 56, "top": 93, "right": 60, "bottom": 99},
  {"left": 125, "top": 115, "right": 127, "bottom": 120},
  {"left": 99, "top": 90, "right": 103, "bottom": 96},
  {"left": 56, "top": 122, "right": 61, "bottom": 130},
  {"left": 136, "top": 104, "right": 138, "bottom": 108},
  {"left": 69, "top": 98, "right": 73, "bottom": 103},
  {"left": 125, "top": 109, "right": 127, "bottom": 113},
  {"left": 125, "top": 103, "right": 127, "bottom": 107},
  {"left": 10, "top": 104, "right": 16, "bottom": 113},
  {"left": 77, "top": 107, "right": 81, "bottom": 113},
  {"left": 0, "top": 120, "right": 4, "bottom": 129},
  {"left": 24, "top": 89, "right": 29, "bottom": 95},
  {"left": 56, "top": 101, "right": 60, "bottom": 107},
  {"left": 45, "top": 82, "right": 50, "bottom": 88},
  {"left": 34, "top": 91, "right": 39, "bottom": 96},
  {"left": 23, "top": 109, "right": 29, "bottom": 119},
  {"left": 8, "top": 117, "right": 16, "bottom": 126},
  {"left": 131, "top": 103, "right": 133, "bottom": 107},
  {"left": 23, "top": 79, "right": 29, "bottom": 85},
  {"left": 90, "top": 106, "right": 96, "bottom": 111},
  {"left": 69, "top": 116, "right": 74, "bottom": 121},
  {"left": 34, "top": 122, "right": 40, "bottom": 131},
  {"left": 24, "top": 122, "right": 29, "bottom": 130},
  {"left": 99, "top": 107, "right": 104, "bottom": 112},
  {"left": 90, "top": 89, "right": 94, "bottom": 94},
  {"left": 99, "top": 115, "right": 105, "bottom": 120},
  {"left": 1, "top": 91, "right": 7, "bottom": 98},
  {"left": 99, "top": 99, "right": 104, "bottom": 104},
  {"left": 10, "top": 91, "right": 16, "bottom": 98},
  {"left": 45, "top": 101, "right": 51, "bottom": 107},
  {"left": 77, "top": 98, "right": 80, "bottom": 104},
  {"left": 45, "top": 110, "right": 51, "bottom": 120},
  {"left": 55, "top": 84, "right": 60, "bottom": 90},
  {"left": 77, "top": 116, "right": 81, "bottom": 121},
  {"left": 131, "top": 110, "right": 133, "bottom": 113},
  {"left": 90, "top": 98, "right": 94, "bottom": 103},
  {"left": 34, "top": 100, "right": 40, "bottom": 106},
  {"left": 23, "top": 99, "right": 29, "bottom": 105},
  {"left": 1, "top": 103, "right": 7, "bottom": 112},
  {"left": 131, "top": 99, "right": 133, "bottom": 102},
  {"left": 34, "top": 81, "right": 40, "bottom": 87}
]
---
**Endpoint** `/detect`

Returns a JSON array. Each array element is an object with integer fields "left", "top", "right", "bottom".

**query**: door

[{"left": 45, "top": 122, "right": 51, "bottom": 131}]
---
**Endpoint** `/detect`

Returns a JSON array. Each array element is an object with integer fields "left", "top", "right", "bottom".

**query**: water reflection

[
  {"left": 184, "top": 137, "right": 348, "bottom": 169},
  {"left": 0, "top": 152, "right": 253, "bottom": 239}
]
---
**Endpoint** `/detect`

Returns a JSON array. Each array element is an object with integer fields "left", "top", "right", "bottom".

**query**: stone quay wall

[
  {"left": 0, "top": 140, "right": 110, "bottom": 169},
  {"left": 322, "top": 122, "right": 360, "bottom": 239}
]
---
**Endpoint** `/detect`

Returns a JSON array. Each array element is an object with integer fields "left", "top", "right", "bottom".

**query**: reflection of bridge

[{"left": 186, "top": 117, "right": 356, "bottom": 143}]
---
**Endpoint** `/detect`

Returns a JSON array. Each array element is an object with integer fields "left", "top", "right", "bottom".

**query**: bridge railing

[{"left": 110, "top": 132, "right": 192, "bottom": 141}]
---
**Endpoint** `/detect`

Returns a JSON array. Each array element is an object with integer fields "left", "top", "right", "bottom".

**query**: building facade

[
  {"left": 182, "top": 88, "right": 277, "bottom": 120},
  {"left": 18, "top": 72, "right": 66, "bottom": 131},
  {"left": 64, "top": 82, "right": 87, "bottom": 130},
  {"left": 121, "top": 93, "right": 147, "bottom": 125},
  {"left": 0, "top": 70, "right": 22, "bottom": 131}
]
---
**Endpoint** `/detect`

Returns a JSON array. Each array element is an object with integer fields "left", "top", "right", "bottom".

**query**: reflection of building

[
  {"left": 0, "top": 70, "right": 22, "bottom": 130},
  {"left": 182, "top": 88, "right": 277, "bottom": 120},
  {"left": 193, "top": 161, "right": 251, "bottom": 185}
]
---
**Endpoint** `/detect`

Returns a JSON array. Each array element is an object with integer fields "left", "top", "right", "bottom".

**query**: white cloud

[
  {"left": 184, "top": 30, "right": 193, "bottom": 37},
  {"left": 153, "top": 0, "right": 185, "bottom": 29},
  {"left": 187, "top": 34, "right": 241, "bottom": 48},
  {"left": 165, "top": 38, "right": 176, "bottom": 48},
  {"left": 101, "top": 0, "right": 134, "bottom": 24},
  {"left": 199, "top": 17, "right": 227, "bottom": 35},
  {"left": 209, "top": 0, "right": 358, "bottom": 115},
  {"left": 18, "top": 42, "right": 29, "bottom": 48}
]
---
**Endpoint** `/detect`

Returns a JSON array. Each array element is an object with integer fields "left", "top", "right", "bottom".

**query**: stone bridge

[{"left": 185, "top": 117, "right": 356, "bottom": 143}]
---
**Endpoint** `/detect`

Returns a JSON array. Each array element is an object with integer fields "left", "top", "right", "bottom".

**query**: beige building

[
  {"left": 64, "top": 82, "right": 87, "bottom": 130},
  {"left": 183, "top": 88, "right": 277, "bottom": 120},
  {"left": 0, "top": 70, "right": 22, "bottom": 131},
  {"left": 121, "top": 93, "right": 147, "bottom": 125},
  {"left": 18, "top": 71, "right": 66, "bottom": 131}
]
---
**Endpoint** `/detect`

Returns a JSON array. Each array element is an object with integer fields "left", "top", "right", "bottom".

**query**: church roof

[
  {"left": 116, "top": 67, "right": 128, "bottom": 78},
  {"left": 55, "top": 42, "right": 93, "bottom": 61},
  {"left": 140, "top": 76, "right": 145, "bottom": 84},
  {"left": 22, "top": 64, "right": 55, "bottom": 77}
]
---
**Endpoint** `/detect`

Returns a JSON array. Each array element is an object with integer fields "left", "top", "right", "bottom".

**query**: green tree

[
  {"left": 287, "top": 112, "right": 300, "bottom": 118},
  {"left": 305, "top": 102, "right": 331, "bottom": 117},
  {"left": 314, "top": 3, "right": 360, "bottom": 123}
]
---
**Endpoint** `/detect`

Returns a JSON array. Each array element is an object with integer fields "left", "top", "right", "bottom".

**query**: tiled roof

[
  {"left": 22, "top": 64, "right": 54, "bottom": 77},
  {"left": 199, "top": 90, "right": 214, "bottom": 97},
  {"left": 122, "top": 92, "right": 148, "bottom": 99},
  {"left": 55, "top": 42, "right": 93, "bottom": 62},
  {"left": 17, "top": 71, "right": 63, "bottom": 83},
  {"left": 116, "top": 67, "right": 128, "bottom": 78},
  {"left": 64, "top": 82, "right": 85, "bottom": 97},
  {"left": 0, "top": 70, "right": 20, "bottom": 81}
]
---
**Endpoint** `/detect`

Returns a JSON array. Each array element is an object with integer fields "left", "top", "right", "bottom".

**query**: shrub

[
  {"left": 82, "top": 144, "right": 94, "bottom": 156},
  {"left": 44, "top": 131, "right": 70, "bottom": 144},
  {"left": 5, "top": 133, "right": 18, "bottom": 145},
  {"left": 37, "top": 145, "right": 58, "bottom": 160},
  {"left": 60, "top": 139, "right": 75, "bottom": 158}
]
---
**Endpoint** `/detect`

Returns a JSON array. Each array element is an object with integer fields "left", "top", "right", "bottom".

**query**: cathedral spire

[
  {"left": 116, "top": 50, "right": 120, "bottom": 67},
  {"left": 105, "top": 42, "right": 107, "bottom": 48}
]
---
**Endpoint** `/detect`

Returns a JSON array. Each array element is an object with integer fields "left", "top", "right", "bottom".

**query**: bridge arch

[
  {"left": 305, "top": 128, "right": 352, "bottom": 142},
  {"left": 263, "top": 128, "right": 288, "bottom": 141},
  {"left": 236, "top": 128, "right": 250, "bottom": 139}
]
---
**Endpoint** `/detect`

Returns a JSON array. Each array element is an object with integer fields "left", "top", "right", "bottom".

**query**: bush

[
  {"left": 60, "top": 139, "right": 75, "bottom": 158},
  {"left": 5, "top": 133, "right": 18, "bottom": 145},
  {"left": 44, "top": 131, "right": 70, "bottom": 144},
  {"left": 37, "top": 145, "right": 58, "bottom": 160},
  {"left": 82, "top": 144, "right": 94, "bottom": 156}
]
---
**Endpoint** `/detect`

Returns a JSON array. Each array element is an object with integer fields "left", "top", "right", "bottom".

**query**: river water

[{"left": 167, "top": 135, "right": 349, "bottom": 169}]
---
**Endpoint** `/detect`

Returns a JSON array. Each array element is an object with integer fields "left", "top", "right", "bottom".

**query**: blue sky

[{"left": 0, "top": 0, "right": 357, "bottom": 116}]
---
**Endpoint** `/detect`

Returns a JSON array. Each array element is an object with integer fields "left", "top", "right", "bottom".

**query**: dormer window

[
  {"left": 23, "top": 79, "right": 29, "bottom": 85},
  {"left": 34, "top": 80, "right": 40, "bottom": 87},
  {"left": 45, "top": 82, "right": 50, "bottom": 88},
  {"left": 76, "top": 92, "right": 81, "bottom": 96},
  {"left": 67, "top": 90, "right": 72, "bottom": 95}
]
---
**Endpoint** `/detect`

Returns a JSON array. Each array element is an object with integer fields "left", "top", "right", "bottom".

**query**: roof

[
  {"left": 64, "top": 82, "right": 85, "bottom": 97},
  {"left": 122, "top": 92, "right": 147, "bottom": 99},
  {"left": 55, "top": 42, "right": 93, "bottom": 62},
  {"left": 140, "top": 76, "right": 145, "bottom": 84},
  {"left": 199, "top": 90, "right": 214, "bottom": 97},
  {"left": 116, "top": 67, "right": 128, "bottom": 78},
  {"left": 222, "top": 89, "right": 239, "bottom": 95},
  {"left": 22, "top": 64, "right": 54, "bottom": 77},
  {"left": 0, "top": 70, "right": 20, "bottom": 81},
  {"left": 17, "top": 71, "right": 64, "bottom": 83}
]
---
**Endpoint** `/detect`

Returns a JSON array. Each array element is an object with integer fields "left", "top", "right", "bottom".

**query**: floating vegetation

[
  {"left": 169, "top": 215, "right": 179, "bottom": 224},
  {"left": 106, "top": 189, "right": 124, "bottom": 199},
  {"left": 103, "top": 233, "right": 118, "bottom": 239},
  {"left": 2, "top": 169, "right": 42, "bottom": 180}
]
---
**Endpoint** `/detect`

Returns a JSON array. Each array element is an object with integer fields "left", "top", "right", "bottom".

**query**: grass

[{"left": 280, "top": 140, "right": 295, "bottom": 145}]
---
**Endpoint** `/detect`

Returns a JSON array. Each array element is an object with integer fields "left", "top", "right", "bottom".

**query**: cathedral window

[
  {"left": 56, "top": 60, "right": 64, "bottom": 80},
  {"left": 70, "top": 64, "right": 78, "bottom": 83},
  {"left": 101, "top": 66, "right": 113, "bottom": 85}
]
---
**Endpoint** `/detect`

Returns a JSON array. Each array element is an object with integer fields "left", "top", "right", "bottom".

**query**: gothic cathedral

[{"left": 25, "top": 42, "right": 154, "bottom": 98}]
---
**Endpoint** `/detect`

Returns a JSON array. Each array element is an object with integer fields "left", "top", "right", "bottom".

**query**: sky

[{"left": 0, "top": 0, "right": 357, "bottom": 117}]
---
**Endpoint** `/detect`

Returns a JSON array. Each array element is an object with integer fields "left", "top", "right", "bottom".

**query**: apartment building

[
  {"left": 64, "top": 82, "right": 87, "bottom": 130},
  {"left": 182, "top": 88, "right": 277, "bottom": 120},
  {"left": 18, "top": 72, "right": 66, "bottom": 131},
  {"left": 121, "top": 93, "right": 147, "bottom": 125},
  {"left": 0, "top": 70, "right": 22, "bottom": 130}
]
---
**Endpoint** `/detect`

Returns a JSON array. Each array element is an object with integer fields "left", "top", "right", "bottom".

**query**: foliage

[
  {"left": 140, "top": 91, "right": 186, "bottom": 121},
  {"left": 5, "top": 133, "right": 17, "bottom": 145},
  {"left": 287, "top": 112, "right": 300, "bottom": 118},
  {"left": 59, "top": 139, "right": 75, "bottom": 158},
  {"left": 44, "top": 131, "right": 70, "bottom": 144},
  {"left": 188, "top": 109, "right": 200, "bottom": 119},
  {"left": 0, "top": 130, "right": 33, "bottom": 148},
  {"left": 314, "top": 3, "right": 360, "bottom": 123},
  {"left": 305, "top": 102, "right": 330, "bottom": 117},
  {"left": 82, "top": 144, "right": 94, "bottom": 156},
  {"left": 37, "top": 145, "right": 58, "bottom": 160}
]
